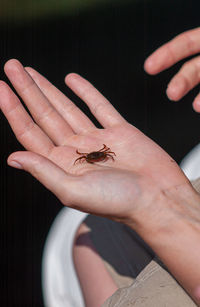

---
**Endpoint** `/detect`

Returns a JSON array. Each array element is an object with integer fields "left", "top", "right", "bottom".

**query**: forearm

[{"left": 130, "top": 182, "right": 200, "bottom": 305}]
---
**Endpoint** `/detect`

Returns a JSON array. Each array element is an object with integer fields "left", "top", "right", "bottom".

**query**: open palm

[{"left": 0, "top": 59, "right": 188, "bottom": 224}]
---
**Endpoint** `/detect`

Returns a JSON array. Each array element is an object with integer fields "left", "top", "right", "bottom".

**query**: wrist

[
  {"left": 132, "top": 181, "right": 200, "bottom": 244},
  {"left": 128, "top": 181, "right": 200, "bottom": 303}
]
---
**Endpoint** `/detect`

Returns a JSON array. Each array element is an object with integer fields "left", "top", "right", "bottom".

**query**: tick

[{"left": 74, "top": 144, "right": 116, "bottom": 164}]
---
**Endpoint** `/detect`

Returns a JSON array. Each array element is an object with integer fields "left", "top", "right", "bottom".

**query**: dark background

[{"left": 1, "top": 0, "right": 200, "bottom": 306}]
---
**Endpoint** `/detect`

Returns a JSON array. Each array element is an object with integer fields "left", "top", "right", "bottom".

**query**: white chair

[
  {"left": 42, "top": 143, "right": 200, "bottom": 307},
  {"left": 42, "top": 208, "right": 87, "bottom": 307},
  {"left": 180, "top": 143, "right": 200, "bottom": 180}
]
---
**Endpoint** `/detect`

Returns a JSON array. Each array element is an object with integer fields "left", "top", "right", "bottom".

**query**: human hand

[
  {"left": 144, "top": 27, "right": 200, "bottom": 112},
  {"left": 2, "top": 60, "right": 200, "bottom": 304},
  {"left": 0, "top": 59, "right": 190, "bottom": 228}
]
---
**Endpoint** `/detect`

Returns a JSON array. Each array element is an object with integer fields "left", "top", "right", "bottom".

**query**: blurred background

[{"left": 1, "top": 0, "right": 200, "bottom": 306}]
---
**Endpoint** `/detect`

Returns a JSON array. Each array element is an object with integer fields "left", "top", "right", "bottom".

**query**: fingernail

[{"left": 8, "top": 160, "right": 23, "bottom": 169}]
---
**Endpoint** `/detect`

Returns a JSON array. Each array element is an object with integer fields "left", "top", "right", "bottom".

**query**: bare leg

[{"left": 73, "top": 222, "right": 118, "bottom": 307}]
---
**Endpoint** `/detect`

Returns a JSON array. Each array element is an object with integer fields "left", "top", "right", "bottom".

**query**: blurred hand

[
  {"left": 0, "top": 59, "right": 189, "bottom": 228},
  {"left": 144, "top": 27, "right": 200, "bottom": 112}
]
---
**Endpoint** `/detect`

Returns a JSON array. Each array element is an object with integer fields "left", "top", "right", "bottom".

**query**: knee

[
  {"left": 72, "top": 222, "right": 93, "bottom": 260},
  {"left": 73, "top": 222, "right": 91, "bottom": 246}
]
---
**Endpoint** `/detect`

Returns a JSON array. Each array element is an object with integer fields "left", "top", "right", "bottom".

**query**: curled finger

[
  {"left": 166, "top": 56, "right": 200, "bottom": 101},
  {"left": 144, "top": 27, "right": 200, "bottom": 75},
  {"left": 193, "top": 92, "right": 200, "bottom": 113}
]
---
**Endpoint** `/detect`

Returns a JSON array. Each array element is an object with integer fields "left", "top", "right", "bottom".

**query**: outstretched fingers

[
  {"left": 25, "top": 67, "right": 96, "bottom": 134},
  {"left": 65, "top": 73, "right": 127, "bottom": 128},
  {"left": 0, "top": 81, "right": 54, "bottom": 155},
  {"left": 4, "top": 59, "right": 74, "bottom": 145}
]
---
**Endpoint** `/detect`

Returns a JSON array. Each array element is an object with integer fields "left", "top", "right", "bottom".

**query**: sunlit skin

[{"left": 0, "top": 27, "right": 200, "bottom": 305}]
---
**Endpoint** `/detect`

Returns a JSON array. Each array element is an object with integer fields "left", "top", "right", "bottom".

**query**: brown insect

[{"left": 74, "top": 144, "right": 116, "bottom": 164}]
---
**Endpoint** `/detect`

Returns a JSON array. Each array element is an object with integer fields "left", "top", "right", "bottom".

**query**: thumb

[{"left": 7, "top": 151, "right": 79, "bottom": 206}]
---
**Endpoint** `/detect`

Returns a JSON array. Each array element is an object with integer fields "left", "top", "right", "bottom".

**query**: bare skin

[
  {"left": 1, "top": 27, "right": 200, "bottom": 305},
  {"left": 73, "top": 223, "right": 118, "bottom": 307},
  {"left": 73, "top": 27, "right": 200, "bottom": 307},
  {"left": 144, "top": 27, "right": 200, "bottom": 112}
]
